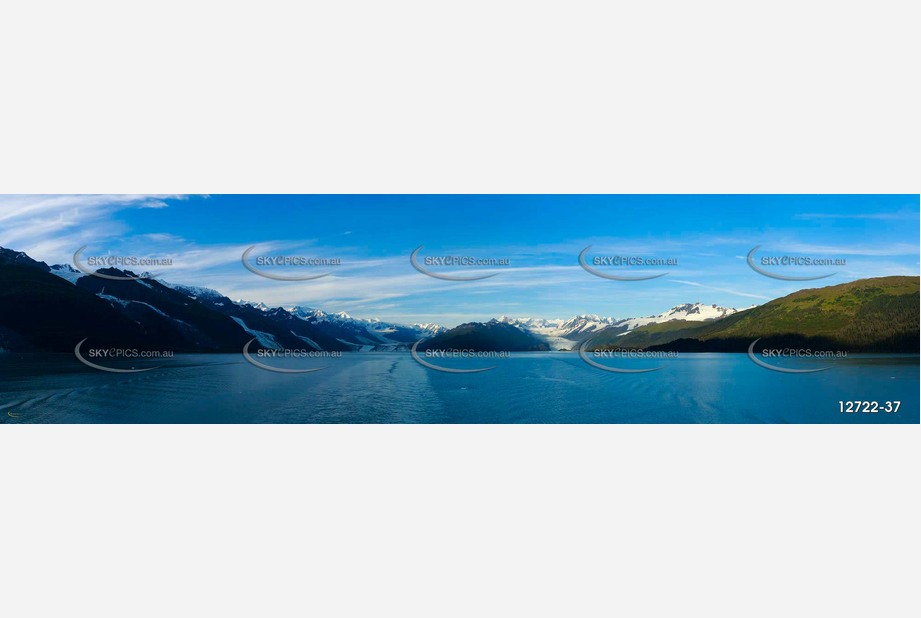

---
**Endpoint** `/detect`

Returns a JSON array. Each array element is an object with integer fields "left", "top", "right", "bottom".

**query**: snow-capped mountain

[
  {"left": 497, "top": 315, "right": 621, "bottom": 350},
  {"left": 38, "top": 260, "right": 447, "bottom": 352},
  {"left": 28, "top": 250, "right": 744, "bottom": 353},
  {"left": 49, "top": 263, "right": 84, "bottom": 284},
  {"left": 284, "top": 305, "right": 446, "bottom": 350},
  {"left": 616, "top": 303, "right": 746, "bottom": 331},
  {"left": 289, "top": 306, "right": 444, "bottom": 335},
  {"left": 235, "top": 299, "right": 270, "bottom": 312},
  {"left": 499, "top": 303, "right": 750, "bottom": 350},
  {"left": 161, "top": 282, "right": 227, "bottom": 302},
  {"left": 226, "top": 302, "right": 445, "bottom": 350}
]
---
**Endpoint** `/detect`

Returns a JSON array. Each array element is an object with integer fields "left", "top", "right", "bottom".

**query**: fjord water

[{"left": 1, "top": 353, "right": 917, "bottom": 423}]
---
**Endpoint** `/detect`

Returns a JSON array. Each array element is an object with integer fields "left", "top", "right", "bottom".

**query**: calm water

[{"left": 1, "top": 353, "right": 918, "bottom": 423}]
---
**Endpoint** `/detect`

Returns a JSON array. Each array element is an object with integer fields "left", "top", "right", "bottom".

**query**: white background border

[{"left": 1, "top": 2, "right": 919, "bottom": 617}]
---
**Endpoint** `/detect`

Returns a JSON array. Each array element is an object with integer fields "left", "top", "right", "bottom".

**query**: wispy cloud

[
  {"left": 0, "top": 194, "right": 188, "bottom": 263},
  {"left": 670, "top": 279, "right": 771, "bottom": 300}
]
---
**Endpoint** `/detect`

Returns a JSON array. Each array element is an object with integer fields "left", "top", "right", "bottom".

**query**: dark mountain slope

[
  {"left": 0, "top": 264, "right": 151, "bottom": 352},
  {"left": 181, "top": 293, "right": 352, "bottom": 352},
  {"left": 75, "top": 269, "right": 252, "bottom": 351},
  {"left": 419, "top": 320, "right": 550, "bottom": 352}
]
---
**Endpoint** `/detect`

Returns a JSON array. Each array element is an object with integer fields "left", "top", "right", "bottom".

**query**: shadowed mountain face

[
  {"left": 181, "top": 294, "right": 353, "bottom": 352},
  {"left": 0, "top": 263, "right": 153, "bottom": 352},
  {"left": 0, "top": 246, "right": 442, "bottom": 353},
  {"left": 0, "top": 247, "right": 51, "bottom": 272},
  {"left": 418, "top": 320, "right": 551, "bottom": 352},
  {"left": 74, "top": 269, "right": 257, "bottom": 352},
  {"left": 587, "top": 276, "right": 920, "bottom": 353}
]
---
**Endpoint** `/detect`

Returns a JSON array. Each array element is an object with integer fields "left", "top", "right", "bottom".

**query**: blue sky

[{"left": 1, "top": 194, "right": 918, "bottom": 326}]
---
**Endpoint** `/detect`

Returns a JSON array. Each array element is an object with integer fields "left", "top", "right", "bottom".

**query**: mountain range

[
  {"left": 1, "top": 246, "right": 917, "bottom": 354},
  {"left": 496, "top": 303, "right": 746, "bottom": 350},
  {"left": 431, "top": 278, "right": 919, "bottom": 353},
  {"left": 0, "top": 247, "right": 442, "bottom": 353}
]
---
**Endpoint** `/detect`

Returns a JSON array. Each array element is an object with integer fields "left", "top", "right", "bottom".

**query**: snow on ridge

[
  {"left": 230, "top": 316, "right": 281, "bottom": 349},
  {"left": 49, "top": 264, "right": 83, "bottom": 284},
  {"left": 413, "top": 323, "right": 447, "bottom": 335},
  {"left": 290, "top": 331, "right": 321, "bottom": 351},
  {"left": 502, "top": 303, "right": 750, "bottom": 350},
  {"left": 235, "top": 300, "right": 270, "bottom": 311},
  {"left": 130, "top": 300, "right": 169, "bottom": 317},
  {"left": 162, "top": 281, "right": 225, "bottom": 300},
  {"left": 96, "top": 293, "right": 130, "bottom": 308},
  {"left": 289, "top": 306, "right": 445, "bottom": 338}
]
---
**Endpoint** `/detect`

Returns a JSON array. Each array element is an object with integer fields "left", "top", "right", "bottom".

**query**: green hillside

[
  {"left": 591, "top": 319, "right": 712, "bottom": 350},
  {"left": 590, "top": 276, "right": 920, "bottom": 353}
]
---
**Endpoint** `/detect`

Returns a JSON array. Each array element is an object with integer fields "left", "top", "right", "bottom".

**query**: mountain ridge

[{"left": 2, "top": 246, "right": 915, "bottom": 355}]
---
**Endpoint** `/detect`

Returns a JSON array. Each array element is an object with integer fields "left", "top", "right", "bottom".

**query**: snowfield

[{"left": 500, "top": 303, "right": 752, "bottom": 350}]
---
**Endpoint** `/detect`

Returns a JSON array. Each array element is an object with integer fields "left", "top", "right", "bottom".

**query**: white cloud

[
  {"left": 0, "top": 194, "right": 187, "bottom": 263},
  {"left": 669, "top": 279, "right": 771, "bottom": 300}
]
